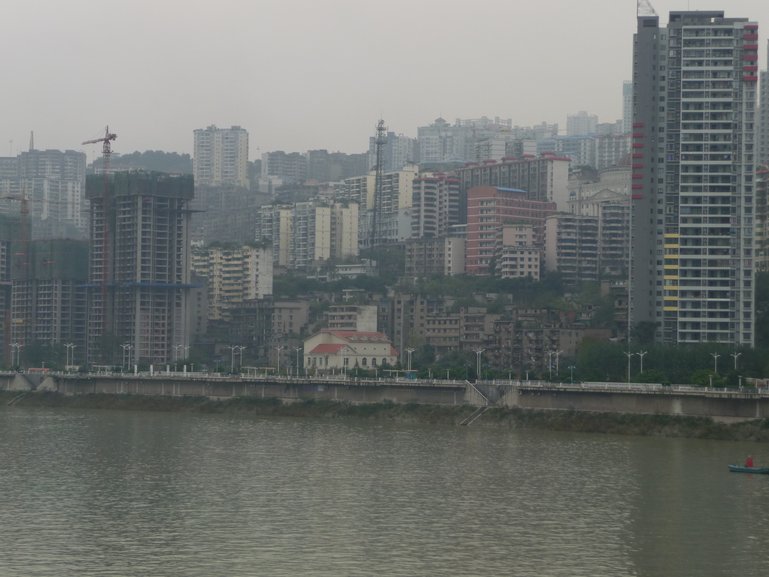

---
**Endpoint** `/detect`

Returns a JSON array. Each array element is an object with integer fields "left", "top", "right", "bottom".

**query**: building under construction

[
  {"left": 86, "top": 171, "right": 194, "bottom": 366},
  {"left": 10, "top": 239, "right": 89, "bottom": 364}
]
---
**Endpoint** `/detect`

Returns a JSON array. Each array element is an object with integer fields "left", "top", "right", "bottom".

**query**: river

[{"left": 1, "top": 406, "right": 768, "bottom": 576}]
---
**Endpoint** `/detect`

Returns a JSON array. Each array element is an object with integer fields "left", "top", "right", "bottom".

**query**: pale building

[
  {"left": 193, "top": 125, "right": 249, "bottom": 188},
  {"left": 567, "top": 111, "right": 598, "bottom": 136},
  {"left": 631, "top": 8, "right": 757, "bottom": 345},
  {"left": 411, "top": 173, "right": 460, "bottom": 239},
  {"left": 325, "top": 304, "right": 378, "bottom": 332},
  {"left": 304, "top": 330, "right": 397, "bottom": 373},
  {"left": 498, "top": 224, "right": 541, "bottom": 280},
  {"left": 15, "top": 149, "right": 87, "bottom": 237},
  {"left": 457, "top": 154, "right": 570, "bottom": 210},
  {"left": 544, "top": 213, "right": 599, "bottom": 287},
  {"left": 191, "top": 244, "right": 273, "bottom": 321}
]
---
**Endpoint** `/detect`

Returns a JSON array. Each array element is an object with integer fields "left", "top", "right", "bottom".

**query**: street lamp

[
  {"left": 731, "top": 351, "right": 742, "bottom": 371},
  {"left": 275, "top": 345, "right": 284, "bottom": 375},
  {"left": 228, "top": 345, "right": 245, "bottom": 373},
  {"left": 10, "top": 342, "right": 22, "bottom": 368},
  {"left": 553, "top": 350, "right": 562, "bottom": 377},
  {"left": 637, "top": 350, "right": 648, "bottom": 374},
  {"left": 405, "top": 348, "right": 415, "bottom": 372},
  {"left": 294, "top": 347, "right": 302, "bottom": 376},
  {"left": 547, "top": 350, "right": 554, "bottom": 381},
  {"left": 711, "top": 352, "right": 720, "bottom": 374},
  {"left": 474, "top": 348, "right": 485, "bottom": 382},
  {"left": 625, "top": 351, "right": 636, "bottom": 383},
  {"left": 64, "top": 343, "right": 75, "bottom": 370},
  {"left": 120, "top": 343, "right": 133, "bottom": 372},
  {"left": 568, "top": 364, "right": 576, "bottom": 384}
]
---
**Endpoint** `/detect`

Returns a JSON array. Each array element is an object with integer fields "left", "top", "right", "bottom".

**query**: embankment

[{"left": 4, "top": 391, "right": 769, "bottom": 442}]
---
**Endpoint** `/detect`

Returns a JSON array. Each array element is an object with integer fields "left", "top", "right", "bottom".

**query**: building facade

[
  {"left": 86, "top": 172, "right": 194, "bottom": 365},
  {"left": 191, "top": 243, "right": 273, "bottom": 321},
  {"left": 193, "top": 125, "right": 249, "bottom": 188},
  {"left": 631, "top": 7, "right": 757, "bottom": 345},
  {"left": 457, "top": 154, "right": 571, "bottom": 210},
  {"left": 465, "top": 186, "right": 556, "bottom": 275}
]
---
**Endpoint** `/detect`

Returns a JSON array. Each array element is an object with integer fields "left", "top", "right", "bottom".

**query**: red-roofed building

[{"left": 304, "top": 330, "right": 398, "bottom": 373}]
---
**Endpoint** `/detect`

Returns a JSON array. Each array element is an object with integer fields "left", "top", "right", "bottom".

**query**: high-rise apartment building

[
  {"left": 86, "top": 172, "right": 194, "bottom": 365},
  {"left": 465, "top": 186, "right": 556, "bottom": 275},
  {"left": 457, "top": 154, "right": 571, "bottom": 210},
  {"left": 631, "top": 6, "right": 757, "bottom": 345},
  {"left": 193, "top": 125, "right": 249, "bottom": 188},
  {"left": 1, "top": 149, "right": 88, "bottom": 238},
  {"left": 368, "top": 131, "right": 416, "bottom": 172},
  {"left": 544, "top": 213, "right": 599, "bottom": 287},
  {"left": 623, "top": 81, "right": 634, "bottom": 134},
  {"left": 191, "top": 243, "right": 273, "bottom": 321},
  {"left": 758, "top": 41, "right": 769, "bottom": 167},
  {"left": 566, "top": 111, "right": 599, "bottom": 136},
  {"left": 411, "top": 173, "right": 460, "bottom": 239},
  {"left": 10, "top": 240, "right": 89, "bottom": 363},
  {"left": 254, "top": 201, "right": 359, "bottom": 269}
]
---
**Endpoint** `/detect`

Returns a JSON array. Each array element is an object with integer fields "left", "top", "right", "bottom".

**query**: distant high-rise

[
  {"left": 8, "top": 149, "right": 87, "bottom": 237},
  {"left": 566, "top": 111, "right": 598, "bottom": 136},
  {"left": 622, "top": 81, "right": 633, "bottom": 133},
  {"left": 193, "top": 125, "right": 249, "bottom": 188},
  {"left": 630, "top": 6, "right": 757, "bottom": 346},
  {"left": 86, "top": 172, "right": 194, "bottom": 365}
]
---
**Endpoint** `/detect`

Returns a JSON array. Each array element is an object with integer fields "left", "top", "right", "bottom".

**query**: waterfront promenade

[{"left": 3, "top": 370, "right": 769, "bottom": 420}]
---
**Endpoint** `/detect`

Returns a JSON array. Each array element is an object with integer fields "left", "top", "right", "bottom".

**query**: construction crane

[
  {"left": 82, "top": 126, "right": 118, "bottom": 343},
  {"left": 82, "top": 126, "right": 117, "bottom": 169}
]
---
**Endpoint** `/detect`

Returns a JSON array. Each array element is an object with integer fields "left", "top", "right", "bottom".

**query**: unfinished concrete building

[
  {"left": 86, "top": 172, "right": 194, "bottom": 366},
  {"left": 10, "top": 239, "right": 89, "bottom": 364}
]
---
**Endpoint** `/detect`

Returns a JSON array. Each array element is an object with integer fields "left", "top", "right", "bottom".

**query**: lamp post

[
  {"left": 625, "top": 351, "right": 636, "bottom": 383},
  {"left": 64, "top": 343, "right": 75, "bottom": 370},
  {"left": 10, "top": 342, "right": 22, "bottom": 369},
  {"left": 405, "top": 348, "right": 415, "bottom": 372},
  {"left": 553, "top": 350, "right": 562, "bottom": 377},
  {"left": 637, "top": 350, "right": 648, "bottom": 374},
  {"left": 294, "top": 347, "right": 302, "bottom": 376},
  {"left": 568, "top": 365, "right": 576, "bottom": 384},
  {"left": 120, "top": 343, "right": 133, "bottom": 372},
  {"left": 275, "top": 345, "right": 284, "bottom": 375},
  {"left": 730, "top": 351, "right": 742, "bottom": 371},
  {"left": 474, "top": 348, "right": 485, "bottom": 382},
  {"left": 545, "top": 351, "right": 551, "bottom": 381},
  {"left": 711, "top": 352, "right": 720, "bottom": 374},
  {"left": 227, "top": 345, "right": 245, "bottom": 373}
]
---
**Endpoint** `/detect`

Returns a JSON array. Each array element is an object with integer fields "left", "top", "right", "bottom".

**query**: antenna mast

[{"left": 370, "top": 119, "right": 387, "bottom": 249}]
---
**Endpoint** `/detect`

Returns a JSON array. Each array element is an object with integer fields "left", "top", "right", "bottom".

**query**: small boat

[{"left": 728, "top": 464, "right": 769, "bottom": 474}]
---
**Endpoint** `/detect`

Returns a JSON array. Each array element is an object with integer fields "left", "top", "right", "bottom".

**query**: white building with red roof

[{"left": 304, "top": 330, "right": 398, "bottom": 373}]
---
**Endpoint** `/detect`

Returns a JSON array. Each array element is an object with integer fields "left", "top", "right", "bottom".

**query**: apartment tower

[
  {"left": 86, "top": 172, "right": 194, "bottom": 365},
  {"left": 630, "top": 4, "right": 757, "bottom": 345}
]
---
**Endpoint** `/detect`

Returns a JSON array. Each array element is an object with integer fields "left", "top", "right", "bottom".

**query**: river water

[{"left": 1, "top": 407, "right": 768, "bottom": 576}]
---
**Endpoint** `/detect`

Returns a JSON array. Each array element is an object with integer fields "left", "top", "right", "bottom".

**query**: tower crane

[
  {"left": 82, "top": 126, "right": 117, "bottom": 169},
  {"left": 82, "top": 126, "right": 118, "bottom": 341}
]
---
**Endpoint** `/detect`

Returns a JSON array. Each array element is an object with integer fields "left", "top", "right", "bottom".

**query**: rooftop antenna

[{"left": 29, "top": 131, "right": 34, "bottom": 152}]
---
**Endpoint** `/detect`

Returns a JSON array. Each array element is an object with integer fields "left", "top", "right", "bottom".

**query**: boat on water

[{"left": 728, "top": 464, "right": 769, "bottom": 474}]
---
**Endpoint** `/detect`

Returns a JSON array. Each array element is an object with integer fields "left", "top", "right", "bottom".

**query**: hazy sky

[{"left": 2, "top": 0, "right": 768, "bottom": 161}]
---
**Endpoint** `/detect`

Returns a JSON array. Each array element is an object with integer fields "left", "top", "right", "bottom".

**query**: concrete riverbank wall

[{"left": 3, "top": 373, "right": 769, "bottom": 421}]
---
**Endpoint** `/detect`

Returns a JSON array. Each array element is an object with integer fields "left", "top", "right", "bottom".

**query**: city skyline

[{"left": 2, "top": 0, "right": 768, "bottom": 161}]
